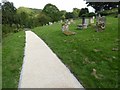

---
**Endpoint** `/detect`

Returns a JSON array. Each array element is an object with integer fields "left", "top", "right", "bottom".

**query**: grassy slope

[
  {"left": 0, "top": 25, "right": 2, "bottom": 89},
  {"left": 2, "top": 31, "right": 25, "bottom": 88},
  {"left": 33, "top": 16, "right": 118, "bottom": 88},
  {"left": 0, "top": 43, "right": 2, "bottom": 89}
]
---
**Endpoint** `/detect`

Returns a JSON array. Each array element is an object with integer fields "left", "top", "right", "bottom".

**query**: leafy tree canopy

[
  {"left": 72, "top": 8, "right": 80, "bottom": 18},
  {"left": 65, "top": 12, "right": 74, "bottom": 19},
  {"left": 17, "top": 7, "right": 34, "bottom": 17},
  {"left": 79, "top": 8, "right": 89, "bottom": 17},
  {"left": 86, "top": 2, "right": 118, "bottom": 13},
  {"left": 42, "top": 3, "right": 61, "bottom": 22},
  {"left": 2, "top": 1, "right": 16, "bottom": 26}
]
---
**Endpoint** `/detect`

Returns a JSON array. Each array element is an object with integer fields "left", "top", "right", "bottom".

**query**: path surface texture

[{"left": 19, "top": 31, "right": 84, "bottom": 88}]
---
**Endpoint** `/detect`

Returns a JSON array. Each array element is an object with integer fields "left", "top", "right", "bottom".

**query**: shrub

[{"left": 2, "top": 25, "right": 14, "bottom": 35}]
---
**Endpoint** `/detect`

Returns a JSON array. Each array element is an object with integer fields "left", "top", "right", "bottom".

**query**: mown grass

[
  {"left": 0, "top": 43, "right": 2, "bottom": 89},
  {"left": 2, "top": 31, "right": 25, "bottom": 88},
  {"left": 33, "top": 16, "right": 118, "bottom": 88},
  {"left": 0, "top": 24, "right": 2, "bottom": 89}
]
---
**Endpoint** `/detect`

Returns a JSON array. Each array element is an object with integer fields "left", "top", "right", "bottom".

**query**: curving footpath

[{"left": 18, "top": 31, "right": 84, "bottom": 88}]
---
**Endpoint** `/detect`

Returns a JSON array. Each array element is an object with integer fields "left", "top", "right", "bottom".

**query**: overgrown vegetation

[{"left": 33, "top": 16, "right": 118, "bottom": 88}]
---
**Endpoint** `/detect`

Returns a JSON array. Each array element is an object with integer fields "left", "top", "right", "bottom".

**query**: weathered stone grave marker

[
  {"left": 77, "top": 17, "right": 89, "bottom": 29},
  {"left": 89, "top": 16, "right": 94, "bottom": 24},
  {"left": 49, "top": 22, "right": 53, "bottom": 25},
  {"left": 82, "top": 18, "right": 89, "bottom": 29},
  {"left": 96, "top": 16, "right": 106, "bottom": 32},
  {"left": 61, "top": 20, "right": 76, "bottom": 35}
]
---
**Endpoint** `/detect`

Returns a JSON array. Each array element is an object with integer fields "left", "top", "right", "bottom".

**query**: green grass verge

[
  {"left": 0, "top": 43, "right": 2, "bottom": 89},
  {"left": 2, "top": 31, "right": 25, "bottom": 88},
  {"left": 0, "top": 24, "right": 2, "bottom": 89},
  {"left": 33, "top": 16, "right": 118, "bottom": 88}
]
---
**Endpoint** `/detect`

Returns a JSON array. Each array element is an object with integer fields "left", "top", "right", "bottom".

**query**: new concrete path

[{"left": 19, "top": 31, "right": 84, "bottom": 88}]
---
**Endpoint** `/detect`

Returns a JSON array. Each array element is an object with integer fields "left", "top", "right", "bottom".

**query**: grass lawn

[
  {"left": 2, "top": 31, "right": 25, "bottom": 88},
  {"left": 0, "top": 43, "right": 2, "bottom": 89},
  {"left": 33, "top": 16, "right": 118, "bottom": 88}
]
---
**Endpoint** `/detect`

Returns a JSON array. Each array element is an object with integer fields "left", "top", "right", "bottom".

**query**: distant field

[
  {"left": 2, "top": 31, "right": 25, "bottom": 88},
  {"left": 33, "top": 16, "right": 118, "bottom": 88}
]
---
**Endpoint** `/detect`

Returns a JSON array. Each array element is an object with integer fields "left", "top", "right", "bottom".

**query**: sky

[{"left": 6, "top": 0, "right": 95, "bottom": 12}]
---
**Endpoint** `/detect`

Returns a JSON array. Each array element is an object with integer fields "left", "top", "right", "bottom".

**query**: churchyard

[
  {"left": 2, "top": 15, "right": 118, "bottom": 88},
  {"left": 32, "top": 16, "right": 118, "bottom": 88},
  {"left": 2, "top": 1, "right": 119, "bottom": 88}
]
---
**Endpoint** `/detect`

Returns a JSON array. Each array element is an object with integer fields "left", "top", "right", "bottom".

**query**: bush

[
  {"left": 2, "top": 25, "right": 14, "bottom": 35},
  {"left": 37, "top": 13, "right": 51, "bottom": 26},
  {"left": 2, "top": 24, "right": 23, "bottom": 36}
]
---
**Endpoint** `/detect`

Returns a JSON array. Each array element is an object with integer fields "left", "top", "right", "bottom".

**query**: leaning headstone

[
  {"left": 61, "top": 22, "right": 76, "bottom": 35},
  {"left": 62, "top": 23, "right": 69, "bottom": 32},
  {"left": 96, "top": 16, "right": 106, "bottom": 32}
]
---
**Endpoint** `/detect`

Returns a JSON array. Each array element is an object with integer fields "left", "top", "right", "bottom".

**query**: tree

[
  {"left": 17, "top": 7, "right": 34, "bottom": 16},
  {"left": 88, "top": 12, "right": 95, "bottom": 17},
  {"left": 65, "top": 12, "right": 74, "bottom": 19},
  {"left": 42, "top": 3, "right": 61, "bottom": 22},
  {"left": 86, "top": 2, "right": 118, "bottom": 13},
  {"left": 60, "top": 10, "right": 67, "bottom": 20},
  {"left": 2, "top": 1, "right": 16, "bottom": 26},
  {"left": 37, "top": 13, "right": 51, "bottom": 26},
  {"left": 118, "top": 3, "right": 120, "bottom": 14},
  {"left": 72, "top": 8, "right": 80, "bottom": 18},
  {"left": 17, "top": 7, "right": 35, "bottom": 28},
  {"left": 79, "top": 8, "right": 89, "bottom": 17}
]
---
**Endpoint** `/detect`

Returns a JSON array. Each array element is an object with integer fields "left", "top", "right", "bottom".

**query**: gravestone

[
  {"left": 96, "top": 16, "right": 106, "bottom": 32},
  {"left": 49, "top": 22, "right": 53, "bottom": 25},
  {"left": 77, "top": 18, "right": 89, "bottom": 29},
  {"left": 82, "top": 17, "right": 85, "bottom": 25},
  {"left": 61, "top": 21, "right": 76, "bottom": 35},
  {"left": 90, "top": 16, "right": 94, "bottom": 24},
  {"left": 82, "top": 18, "right": 89, "bottom": 29},
  {"left": 70, "top": 19, "right": 73, "bottom": 23},
  {"left": 62, "top": 23, "right": 69, "bottom": 32},
  {"left": 68, "top": 21, "right": 71, "bottom": 25}
]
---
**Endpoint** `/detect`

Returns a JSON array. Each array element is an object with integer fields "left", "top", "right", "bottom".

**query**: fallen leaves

[
  {"left": 91, "top": 68, "right": 103, "bottom": 79},
  {"left": 83, "top": 57, "right": 96, "bottom": 64},
  {"left": 93, "top": 48, "right": 101, "bottom": 52},
  {"left": 63, "top": 31, "right": 76, "bottom": 36},
  {"left": 73, "top": 49, "right": 77, "bottom": 52},
  {"left": 91, "top": 68, "right": 99, "bottom": 79},
  {"left": 83, "top": 57, "right": 90, "bottom": 64},
  {"left": 112, "top": 48, "right": 119, "bottom": 51}
]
